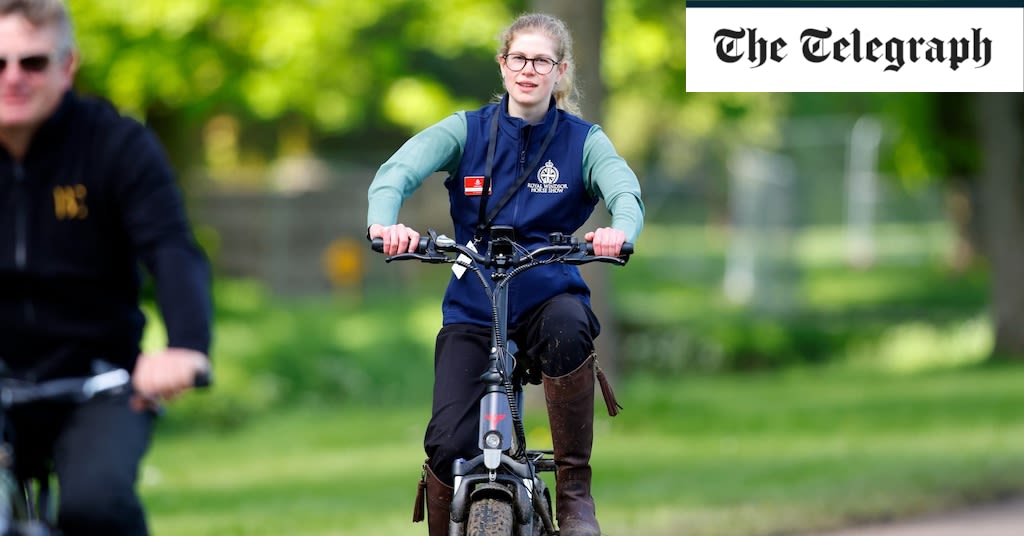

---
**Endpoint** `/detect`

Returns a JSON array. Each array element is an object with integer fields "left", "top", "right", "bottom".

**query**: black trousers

[
  {"left": 424, "top": 293, "right": 600, "bottom": 485},
  {"left": 8, "top": 391, "right": 154, "bottom": 536}
]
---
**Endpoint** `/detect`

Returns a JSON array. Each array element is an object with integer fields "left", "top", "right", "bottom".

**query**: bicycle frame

[{"left": 373, "top": 227, "right": 630, "bottom": 536}]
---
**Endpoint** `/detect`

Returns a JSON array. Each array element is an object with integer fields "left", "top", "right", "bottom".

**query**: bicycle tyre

[{"left": 465, "top": 496, "right": 514, "bottom": 536}]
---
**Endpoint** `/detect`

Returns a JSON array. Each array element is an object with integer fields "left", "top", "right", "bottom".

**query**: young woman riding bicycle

[{"left": 367, "top": 12, "right": 644, "bottom": 536}]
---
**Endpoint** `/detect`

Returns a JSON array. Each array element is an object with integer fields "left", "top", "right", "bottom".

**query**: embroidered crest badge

[{"left": 529, "top": 161, "right": 568, "bottom": 194}]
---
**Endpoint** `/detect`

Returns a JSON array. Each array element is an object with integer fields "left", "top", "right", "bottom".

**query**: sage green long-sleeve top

[{"left": 367, "top": 111, "right": 644, "bottom": 242}]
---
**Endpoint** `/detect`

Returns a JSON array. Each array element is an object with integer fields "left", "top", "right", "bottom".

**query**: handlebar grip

[
  {"left": 370, "top": 237, "right": 431, "bottom": 254},
  {"left": 194, "top": 369, "right": 212, "bottom": 388},
  {"left": 584, "top": 242, "right": 634, "bottom": 256}
]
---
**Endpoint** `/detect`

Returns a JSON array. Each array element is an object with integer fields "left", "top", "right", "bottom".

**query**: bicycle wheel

[{"left": 465, "top": 496, "right": 514, "bottom": 536}]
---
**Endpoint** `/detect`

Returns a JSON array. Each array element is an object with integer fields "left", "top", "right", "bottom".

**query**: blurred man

[{"left": 0, "top": 1, "right": 211, "bottom": 533}]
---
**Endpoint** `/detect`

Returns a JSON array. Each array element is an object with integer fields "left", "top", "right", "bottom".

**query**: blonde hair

[
  {"left": 0, "top": 0, "right": 76, "bottom": 56},
  {"left": 496, "top": 13, "right": 581, "bottom": 117}
]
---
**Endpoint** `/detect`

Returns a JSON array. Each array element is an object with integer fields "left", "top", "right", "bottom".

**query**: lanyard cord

[{"left": 474, "top": 108, "right": 560, "bottom": 241}]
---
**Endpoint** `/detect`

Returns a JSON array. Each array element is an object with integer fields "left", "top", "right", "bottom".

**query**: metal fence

[{"left": 189, "top": 115, "right": 949, "bottom": 297}]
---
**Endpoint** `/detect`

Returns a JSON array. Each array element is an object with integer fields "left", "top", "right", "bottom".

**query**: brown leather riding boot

[
  {"left": 413, "top": 462, "right": 453, "bottom": 536},
  {"left": 544, "top": 357, "right": 602, "bottom": 536}
]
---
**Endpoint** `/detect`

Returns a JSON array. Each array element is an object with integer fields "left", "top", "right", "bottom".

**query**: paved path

[{"left": 812, "top": 498, "right": 1024, "bottom": 536}]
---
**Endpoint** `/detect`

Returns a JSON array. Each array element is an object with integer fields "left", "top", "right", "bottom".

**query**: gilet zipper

[{"left": 13, "top": 163, "right": 35, "bottom": 323}]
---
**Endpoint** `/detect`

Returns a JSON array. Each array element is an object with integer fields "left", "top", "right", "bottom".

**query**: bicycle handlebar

[
  {"left": 370, "top": 236, "right": 432, "bottom": 255},
  {"left": 370, "top": 232, "right": 633, "bottom": 267},
  {"left": 1, "top": 365, "right": 212, "bottom": 409},
  {"left": 1, "top": 368, "right": 131, "bottom": 408},
  {"left": 193, "top": 370, "right": 213, "bottom": 388}
]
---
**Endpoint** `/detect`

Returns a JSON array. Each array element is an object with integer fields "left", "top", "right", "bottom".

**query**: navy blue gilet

[{"left": 442, "top": 95, "right": 598, "bottom": 327}]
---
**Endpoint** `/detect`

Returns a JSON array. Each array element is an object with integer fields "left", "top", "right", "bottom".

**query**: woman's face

[{"left": 499, "top": 31, "right": 566, "bottom": 118}]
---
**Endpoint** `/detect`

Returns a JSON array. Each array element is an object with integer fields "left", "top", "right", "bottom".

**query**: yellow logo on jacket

[{"left": 53, "top": 184, "right": 88, "bottom": 220}]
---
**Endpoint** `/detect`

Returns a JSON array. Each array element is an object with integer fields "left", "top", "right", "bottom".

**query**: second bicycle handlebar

[{"left": 0, "top": 364, "right": 212, "bottom": 409}]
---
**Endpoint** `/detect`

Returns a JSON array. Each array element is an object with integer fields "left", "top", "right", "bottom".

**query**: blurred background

[{"left": 68, "top": 1, "right": 1023, "bottom": 534}]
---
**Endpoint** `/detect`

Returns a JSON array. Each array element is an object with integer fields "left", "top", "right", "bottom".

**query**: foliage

[
  {"left": 143, "top": 278, "right": 440, "bottom": 429},
  {"left": 606, "top": 0, "right": 787, "bottom": 182},
  {"left": 70, "top": 1, "right": 514, "bottom": 127},
  {"left": 786, "top": 94, "right": 981, "bottom": 189},
  {"left": 66, "top": 0, "right": 777, "bottom": 183},
  {"left": 67, "top": 0, "right": 525, "bottom": 172},
  {"left": 613, "top": 222, "right": 990, "bottom": 374}
]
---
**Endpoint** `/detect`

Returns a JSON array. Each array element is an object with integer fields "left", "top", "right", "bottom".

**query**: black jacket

[{"left": 0, "top": 91, "right": 212, "bottom": 380}]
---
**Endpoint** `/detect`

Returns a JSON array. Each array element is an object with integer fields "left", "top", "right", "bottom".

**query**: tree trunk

[
  {"left": 528, "top": 0, "right": 607, "bottom": 119},
  {"left": 529, "top": 0, "right": 622, "bottom": 379},
  {"left": 943, "top": 178, "right": 981, "bottom": 273},
  {"left": 936, "top": 94, "right": 983, "bottom": 273},
  {"left": 974, "top": 92, "right": 1024, "bottom": 358}
]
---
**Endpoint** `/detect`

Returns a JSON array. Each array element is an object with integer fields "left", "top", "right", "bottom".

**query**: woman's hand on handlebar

[
  {"left": 585, "top": 227, "right": 627, "bottom": 257},
  {"left": 369, "top": 223, "right": 422, "bottom": 256}
]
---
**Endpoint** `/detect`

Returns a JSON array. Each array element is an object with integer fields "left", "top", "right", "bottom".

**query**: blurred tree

[
  {"left": 68, "top": 0, "right": 523, "bottom": 176},
  {"left": 68, "top": 0, "right": 773, "bottom": 185},
  {"left": 973, "top": 93, "right": 1024, "bottom": 358},
  {"left": 875, "top": 92, "right": 1024, "bottom": 358}
]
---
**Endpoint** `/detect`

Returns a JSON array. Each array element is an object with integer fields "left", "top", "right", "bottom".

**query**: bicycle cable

[{"left": 491, "top": 256, "right": 561, "bottom": 460}]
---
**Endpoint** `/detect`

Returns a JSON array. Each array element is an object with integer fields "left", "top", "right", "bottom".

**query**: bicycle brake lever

[
  {"left": 385, "top": 252, "right": 450, "bottom": 263},
  {"left": 562, "top": 254, "right": 629, "bottom": 266},
  {"left": 82, "top": 368, "right": 131, "bottom": 398},
  {"left": 435, "top": 234, "right": 458, "bottom": 248}
]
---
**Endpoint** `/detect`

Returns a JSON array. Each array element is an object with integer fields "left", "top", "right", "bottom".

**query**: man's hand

[{"left": 131, "top": 348, "right": 209, "bottom": 411}]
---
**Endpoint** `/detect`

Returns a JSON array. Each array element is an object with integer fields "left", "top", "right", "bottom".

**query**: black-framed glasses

[
  {"left": 0, "top": 54, "right": 53, "bottom": 74},
  {"left": 502, "top": 54, "right": 560, "bottom": 75}
]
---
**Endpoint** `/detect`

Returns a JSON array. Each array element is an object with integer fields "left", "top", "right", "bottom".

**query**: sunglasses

[{"left": 0, "top": 54, "right": 53, "bottom": 74}]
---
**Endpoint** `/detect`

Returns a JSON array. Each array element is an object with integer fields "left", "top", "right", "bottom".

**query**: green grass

[{"left": 143, "top": 362, "right": 1024, "bottom": 536}]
